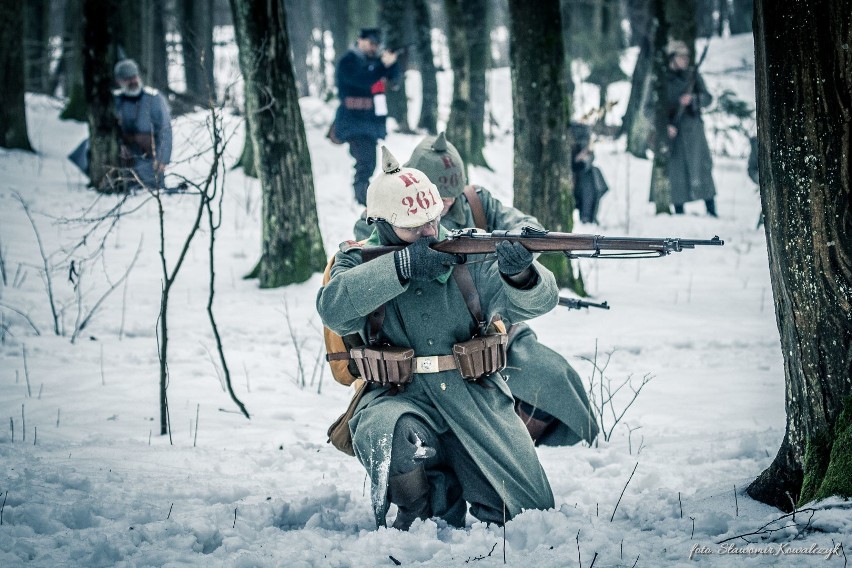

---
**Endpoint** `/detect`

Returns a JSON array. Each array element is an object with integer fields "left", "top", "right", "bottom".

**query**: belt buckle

[{"left": 415, "top": 356, "right": 440, "bottom": 374}]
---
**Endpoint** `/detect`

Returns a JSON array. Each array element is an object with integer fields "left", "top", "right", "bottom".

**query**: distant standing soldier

[
  {"left": 570, "top": 121, "right": 609, "bottom": 225},
  {"left": 333, "top": 28, "right": 400, "bottom": 206},
  {"left": 655, "top": 40, "right": 717, "bottom": 217},
  {"left": 113, "top": 59, "right": 172, "bottom": 189},
  {"left": 354, "top": 133, "right": 599, "bottom": 447}
]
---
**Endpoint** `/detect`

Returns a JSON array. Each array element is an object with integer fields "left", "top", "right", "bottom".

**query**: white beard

[{"left": 121, "top": 82, "right": 143, "bottom": 97}]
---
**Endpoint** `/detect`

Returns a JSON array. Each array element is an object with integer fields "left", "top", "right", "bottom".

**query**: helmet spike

[
  {"left": 381, "top": 146, "right": 401, "bottom": 173},
  {"left": 431, "top": 131, "right": 448, "bottom": 152}
]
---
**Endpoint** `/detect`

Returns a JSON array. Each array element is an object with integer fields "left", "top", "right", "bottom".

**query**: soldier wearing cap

[
  {"left": 113, "top": 59, "right": 173, "bottom": 189},
  {"left": 317, "top": 147, "right": 557, "bottom": 530},
  {"left": 652, "top": 39, "right": 717, "bottom": 217},
  {"left": 355, "top": 133, "right": 598, "bottom": 448},
  {"left": 333, "top": 28, "right": 401, "bottom": 205}
]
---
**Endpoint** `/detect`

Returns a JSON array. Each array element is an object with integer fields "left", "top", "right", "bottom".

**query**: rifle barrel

[{"left": 359, "top": 231, "right": 724, "bottom": 262}]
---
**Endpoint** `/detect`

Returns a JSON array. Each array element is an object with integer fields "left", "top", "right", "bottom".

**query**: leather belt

[
  {"left": 413, "top": 355, "right": 457, "bottom": 374},
  {"left": 343, "top": 96, "right": 373, "bottom": 110}
]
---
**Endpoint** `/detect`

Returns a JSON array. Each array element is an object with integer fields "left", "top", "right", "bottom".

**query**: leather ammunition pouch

[
  {"left": 452, "top": 332, "right": 508, "bottom": 380},
  {"left": 350, "top": 345, "right": 415, "bottom": 386}
]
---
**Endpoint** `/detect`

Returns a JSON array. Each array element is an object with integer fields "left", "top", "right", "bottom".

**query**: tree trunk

[
  {"left": 622, "top": 36, "right": 654, "bottom": 157},
  {"left": 693, "top": 0, "right": 715, "bottom": 38},
  {"left": 83, "top": 0, "right": 123, "bottom": 192},
  {"left": 230, "top": 0, "right": 327, "bottom": 288},
  {"left": 379, "top": 0, "right": 413, "bottom": 132},
  {"left": 235, "top": 111, "right": 257, "bottom": 178},
  {"left": 413, "top": 0, "right": 438, "bottom": 134},
  {"left": 285, "top": 0, "right": 312, "bottom": 97},
  {"left": 113, "top": 2, "right": 169, "bottom": 93},
  {"left": 747, "top": 0, "right": 852, "bottom": 512},
  {"left": 649, "top": 0, "right": 695, "bottom": 213},
  {"left": 465, "top": 0, "right": 490, "bottom": 168},
  {"left": 180, "top": 0, "right": 216, "bottom": 104},
  {"left": 60, "top": 0, "right": 88, "bottom": 121},
  {"left": 445, "top": 0, "right": 471, "bottom": 167},
  {"left": 24, "top": 0, "right": 51, "bottom": 94},
  {"left": 728, "top": 0, "right": 753, "bottom": 35},
  {"left": 716, "top": 0, "right": 728, "bottom": 36},
  {"left": 323, "top": 0, "right": 350, "bottom": 65},
  {"left": 0, "top": 0, "right": 34, "bottom": 151},
  {"left": 445, "top": 0, "right": 490, "bottom": 169},
  {"left": 508, "top": 0, "right": 580, "bottom": 292}
]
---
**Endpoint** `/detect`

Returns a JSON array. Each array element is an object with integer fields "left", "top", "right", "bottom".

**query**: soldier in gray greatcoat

[
  {"left": 354, "top": 133, "right": 598, "bottom": 447},
  {"left": 113, "top": 59, "right": 173, "bottom": 189},
  {"left": 318, "top": 147, "right": 557, "bottom": 530},
  {"left": 652, "top": 40, "right": 717, "bottom": 217}
]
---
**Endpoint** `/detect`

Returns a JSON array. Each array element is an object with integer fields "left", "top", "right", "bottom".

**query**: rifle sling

[{"left": 462, "top": 185, "right": 488, "bottom": 231}]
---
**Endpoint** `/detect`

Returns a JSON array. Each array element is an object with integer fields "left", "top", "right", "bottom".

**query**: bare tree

[
  {"left": 508, "top": 0, "right": 581, "bottom": 292},
  {"left": 82, "top": 0, "right": 123, "bottom": 192},
  {"left": 59, "top": 0, "right": 88, "bottom": 121},
  {"left": 747, "top": 0, "right": 852, "bottom": 512},
  {"left": 230, "top": 0, "right": 327, "bottom": 288},
  {"left": 24, "top": 0, "right": 51, "bottom": 94},
  {"left": 180, "top": 0, "right": 216, "bottom": 104},
  {"left": 0, "top": 0, "right": 34, "bottom": 151},
  {"left": 413, "top": 0, "right": 438, "bottom": 134},
  {"left": 445, "top": 0, "right": 490, "bottom": 168}
]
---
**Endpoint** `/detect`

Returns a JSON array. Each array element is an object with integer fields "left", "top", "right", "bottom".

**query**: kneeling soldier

[{"left": 317, "top": 147, "right": 557, "bottom": 529}]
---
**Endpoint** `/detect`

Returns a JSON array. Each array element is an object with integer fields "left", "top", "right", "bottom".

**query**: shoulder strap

[
  {"left": 462, "top": 185, "right": 488, "bottom": 231},
  {"left": 451, "top": 263, "right": 484, "bottom": 330}
]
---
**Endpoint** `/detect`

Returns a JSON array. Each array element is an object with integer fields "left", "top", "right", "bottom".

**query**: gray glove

[
  {"left": 495, "top": 241, "right": 533, "bottom": 276},
  {"left": 394, "top": 237, "right": 456, "bottom": 282}
]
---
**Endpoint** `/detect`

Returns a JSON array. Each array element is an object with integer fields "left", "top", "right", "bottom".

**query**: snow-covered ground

[{"left": 1, "top": 33, "right": 849, "bottom": 567}]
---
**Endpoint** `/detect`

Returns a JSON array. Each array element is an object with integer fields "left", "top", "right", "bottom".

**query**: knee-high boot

[{"left": 388, "top": 466, "right": 431, "bottom": 530}]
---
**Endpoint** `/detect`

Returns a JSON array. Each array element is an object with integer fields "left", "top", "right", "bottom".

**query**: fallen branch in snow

[
  {"left": 23, "top": 347, "right": 31, "bottom": 397},
  {"left": 464, "top": 542, "right": 497, "bottom": 562},
  {"left": 611, "top": 462, "right": 639, "bottom": 522},
  {"left": 716, "top": 508, "right": 817, "bottom": 545}
]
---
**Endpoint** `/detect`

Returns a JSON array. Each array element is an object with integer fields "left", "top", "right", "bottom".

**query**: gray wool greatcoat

[
  {"left": 316, "top": 230, "right": 558, "bottom": 527},
  {"left": 652, "top": 69, "right": 717, "bottom": 206},
  {"left": 353, "top": 187, "right": 599, "bottom": 446}
]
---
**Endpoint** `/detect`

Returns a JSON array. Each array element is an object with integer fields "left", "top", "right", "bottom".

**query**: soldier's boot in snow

[
  {"left": 389, "top": 466, "right": 431, "bottom": 530},
  {"left": 705, "top": 198, "right": 718, "bottom": 217}
]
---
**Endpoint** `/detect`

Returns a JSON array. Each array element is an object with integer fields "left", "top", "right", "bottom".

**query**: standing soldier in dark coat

[
  {"left": 381, "top": 133, "right": 598, "bottom": 447},
  {"left": 113, "top": 59, "right": 173, "bottom": 190},
  {"left": 654, "top": 40, "right": 717, "bottom": 217},
  {"left": 319, "top": 147, "right": 557, "bottom": 530},
  {"left": 333, "top": 28, "right": 401, "bottom": 206},
  {"left": 570, "top": 122, "right": 609, "bottom": 224}
]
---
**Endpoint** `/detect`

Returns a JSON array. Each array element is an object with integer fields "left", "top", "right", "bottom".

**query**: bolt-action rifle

[
  {"left": 558, "top": 296, "right": 610, "bottom": 310},
  {"left": 361, "top": 226, "right": 724, "bottom": 263},
  {"left": 670, "top": 41, "right": 711, "bottom": 129}
]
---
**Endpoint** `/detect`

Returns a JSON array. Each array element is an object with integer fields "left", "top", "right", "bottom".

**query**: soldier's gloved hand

[
  {"left": 394, "top": 236, "right": 456, "bottom": 282},
  {"left": 495, "top": 241, "right": 533, "bottom": 276}
]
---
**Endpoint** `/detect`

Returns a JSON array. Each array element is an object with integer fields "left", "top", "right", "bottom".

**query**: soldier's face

[
  {"left": 118, "top": 76, "right": 141, "bottom": 93},
  {"left": 357, "top": 38, "right": 380, "bottom": 57},
  {"left": 393, "top": 218, "right": 440, "bottom": 243},
  {"left": 671, "top": 53, "right": 689, "bottom": 70},
  {"left": 441, "top": 198, "right": 455, "bottom": 216}
]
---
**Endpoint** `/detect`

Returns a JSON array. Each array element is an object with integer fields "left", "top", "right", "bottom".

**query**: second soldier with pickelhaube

[
  {"left": 317, "top": 147, "right": 557, "bottom": 530},
  {"left": 354, "top": 132, "right": 599, "bottom": 448}
]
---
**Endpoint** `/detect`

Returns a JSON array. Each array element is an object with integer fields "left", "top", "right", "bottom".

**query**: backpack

[{"left": 322, "top": 251, "right": 367, "bottom": 387}]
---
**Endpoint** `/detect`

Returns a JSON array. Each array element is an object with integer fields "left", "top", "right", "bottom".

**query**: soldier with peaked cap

[
  {"left": 333, "top": 28, "right": 401, "bottom": 205},
  {"left": 113, "top": 59, "right": 173, "bottom": 189},
  {"left": 354, "top": 133, "right": 599, "bottom": 447},
  {"left": 318, "top": 147, "right": 557, "bottom": 530}
]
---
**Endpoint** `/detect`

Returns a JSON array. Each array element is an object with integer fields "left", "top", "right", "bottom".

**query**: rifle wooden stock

[{"left": 359, "top": 228, "right": 724, "bottom": 262}]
